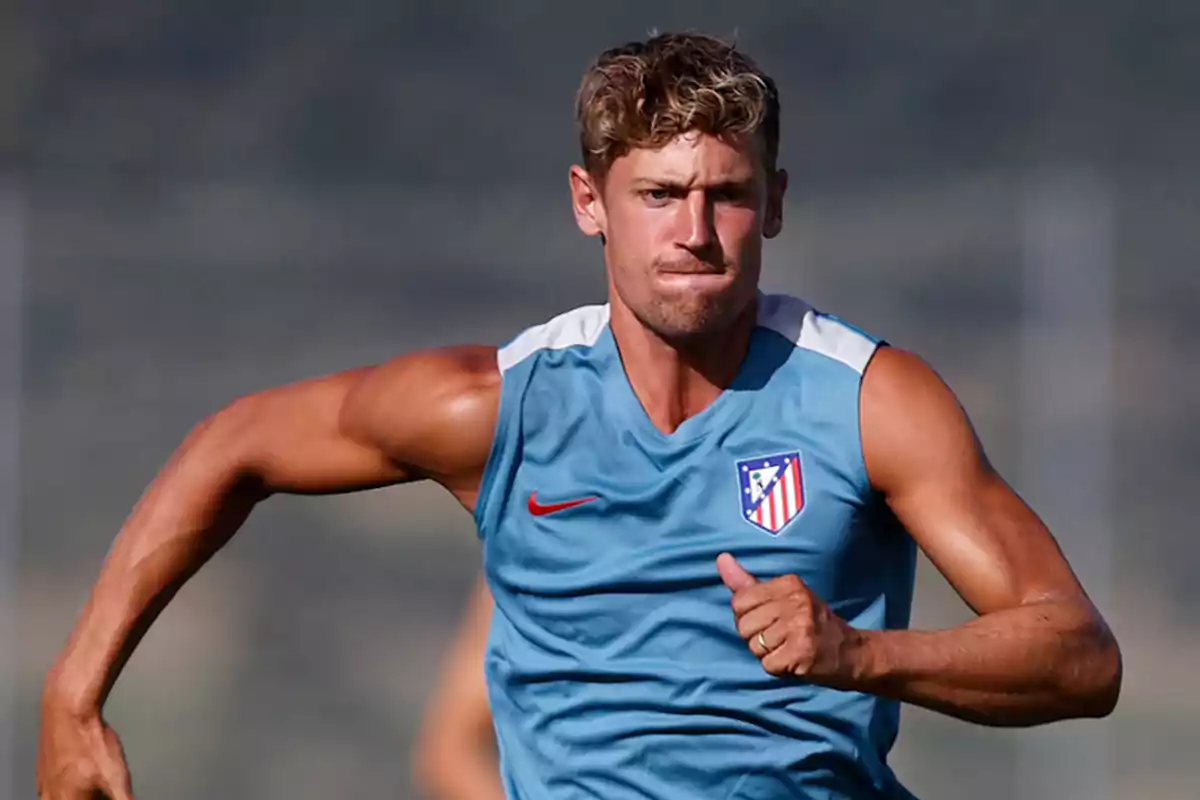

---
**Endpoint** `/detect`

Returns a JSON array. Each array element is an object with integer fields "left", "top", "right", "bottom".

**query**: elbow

[
  {"left": 1088, "top": 630, "right": 1123, "bottom": 719},
  {"left": 191, "top": 396, "right": 272, "bottom": 495},
  {"left": 1064, "top": 618, "right": 1123, "bottom": 720}
]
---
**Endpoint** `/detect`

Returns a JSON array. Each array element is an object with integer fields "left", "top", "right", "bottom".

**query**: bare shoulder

[
  {"left": 861, "top": 346, "right": 964, "bottom": 416},
  {"left": 341, "top": 344, "right": 501, "bottom": 485},
  {"left": 343, "top": 344, "right": 501, "bottom": 415},
  {"left": 860, "top": 345, "right": 984, "bottom": 495}
]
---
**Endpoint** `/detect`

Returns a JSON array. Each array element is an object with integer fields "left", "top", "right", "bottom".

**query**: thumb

[
  {"left": 100, "top": 730, "right": 135, "bottom": 800},
  {"left": 716, "top": 553, "right": 758, "bottom": 592},
  {"left": 102, "top": 771, "right": 135, "bottom": 800}
]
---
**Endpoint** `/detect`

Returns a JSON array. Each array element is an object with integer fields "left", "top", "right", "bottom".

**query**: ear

[
  {"left": 570, "top": 165, "right": 607, "bottom": 240},
  {"left": 763, "top": 168, "right": 788, "bottom": 240}
]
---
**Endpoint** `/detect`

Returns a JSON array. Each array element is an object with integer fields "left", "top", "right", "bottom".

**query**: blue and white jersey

[{"left": 474, "top": 293, "right": 919, "bottom": 799}]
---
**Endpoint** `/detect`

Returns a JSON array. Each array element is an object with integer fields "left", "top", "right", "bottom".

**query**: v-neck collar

[{"left": 600, "top": 314, "right": 763, "bottom": 449}]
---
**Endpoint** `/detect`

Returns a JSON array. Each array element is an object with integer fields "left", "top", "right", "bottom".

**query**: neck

[{"left": 608, "top": 296, "right": 758, "bottom": 435}]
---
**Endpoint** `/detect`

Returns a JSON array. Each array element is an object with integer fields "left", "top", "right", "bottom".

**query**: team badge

[{"left": 736, "top": 452, "right": 805, "bottom": 535}]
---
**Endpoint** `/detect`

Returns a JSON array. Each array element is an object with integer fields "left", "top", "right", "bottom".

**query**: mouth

[
  {"left": 659, "top": 269, "right": 724, "bottom": 278},
  {"left": 656, "top": 262, "right": 725, "bottom": 276},
  {"left": 654, "top": 270, "right": 734, "bottom": 291}
]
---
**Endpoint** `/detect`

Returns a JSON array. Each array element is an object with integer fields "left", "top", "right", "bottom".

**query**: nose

[{"left": 676, "top": 190, "right": 716, "bottom": 252}]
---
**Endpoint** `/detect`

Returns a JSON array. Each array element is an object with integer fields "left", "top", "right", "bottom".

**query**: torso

[{"left": 474, "top": 293, "right": 919, "bottom": 800}]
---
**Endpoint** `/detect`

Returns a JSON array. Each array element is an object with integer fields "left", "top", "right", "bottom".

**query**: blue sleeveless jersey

[{"left": 474, "top": 293, "right": 919, "bottom": 799}]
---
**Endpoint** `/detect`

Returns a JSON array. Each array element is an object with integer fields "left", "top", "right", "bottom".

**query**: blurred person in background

[
  {"left": 412, "top": 575, "right": 504, "bottom": 800},
  {"left": 37, "top": 31, "right": 1121, "bottom": 800}
]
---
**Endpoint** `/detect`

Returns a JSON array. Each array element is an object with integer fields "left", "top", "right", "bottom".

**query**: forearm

[
  {"left": 850, "top": 600, "right": 1121, "bottom": 727},
  {"left": 44, "top": 414, "right": 264, "bottom": 716}
]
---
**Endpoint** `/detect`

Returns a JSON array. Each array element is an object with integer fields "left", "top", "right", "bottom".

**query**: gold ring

[{"left": 757, "top": 631, "right": 769, "bottom": 650}]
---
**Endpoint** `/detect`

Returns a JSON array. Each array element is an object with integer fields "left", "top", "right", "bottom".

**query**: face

[{"left": 571, "top": 131, "right": 787, "bottom": 341}]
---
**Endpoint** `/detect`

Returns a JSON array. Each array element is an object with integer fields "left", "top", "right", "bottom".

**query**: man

[{"left": 38, "top": 32, "right": 1120, "bottom": 800}]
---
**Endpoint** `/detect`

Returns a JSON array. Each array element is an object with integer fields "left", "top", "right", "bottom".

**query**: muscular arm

[
  {"left": 852, "top": 347, "right": 1121, "bottom": 726},
  {"left": 412, "top": 575, "right": 504, "bottom": 800},
  {"left": 41, "top": 346, "right": 499, "bottom": 719}
]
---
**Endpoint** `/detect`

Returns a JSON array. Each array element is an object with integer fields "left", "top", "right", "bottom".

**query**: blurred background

[{"left": 5, "top": 2, "right": 1198, "bottom": 798}]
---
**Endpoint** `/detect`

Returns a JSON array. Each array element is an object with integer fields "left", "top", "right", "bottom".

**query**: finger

[
  {"left": 100, "top": 758, "right": 135, "bottom": 800},
  {"left": 103, "top": 760, "right": 135, "bottom": 800},
  {"left": 735, "top": 572, "right": 817, "bottom": 615},
  {"left": 749, "top": 617, "right": 793, "bottom": 660},
  {"left": 735, "top": 603, "right": 780, "bottom": 641},
  {"left": 733, "top": 572, "right": 811, "bottom": 615},
  {"left": 761, "top": 636, "right": 801, "bottom": 676},
  {"left": 716, "top": 553, "right": 757, "bottom": 592},
  {"left": 101, "top": 724, "right": 135, "bottom": 800},
  {"left": 102, "top": 775, "right": 135, "bottom": 800}
]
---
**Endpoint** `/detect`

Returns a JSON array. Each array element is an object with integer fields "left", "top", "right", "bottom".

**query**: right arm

[
  {"left": 37, "top": 345, "right": 499, "bottom": 800},
  {"left": 412, "top": 574, "right": 504, "bottom": 800}
]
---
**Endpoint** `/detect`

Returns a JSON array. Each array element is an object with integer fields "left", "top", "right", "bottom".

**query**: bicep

[
  {"left": 861, "top": 348, "right": 1084, "bottom": 614},
  {"left": 223, "top": 345, "right": 499, "bottom": 497},
  {"left": 220, "top": 367, "right": 410, "bottom": 495}
]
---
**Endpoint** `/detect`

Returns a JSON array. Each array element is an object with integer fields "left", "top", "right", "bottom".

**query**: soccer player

[{"left": 37, "top": 32, "right": 1120, "bottom": 800}]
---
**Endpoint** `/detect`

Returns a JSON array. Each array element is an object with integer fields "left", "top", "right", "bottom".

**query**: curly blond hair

[{"left": 575, "top": 32, "right": 780, "bottom": 178}]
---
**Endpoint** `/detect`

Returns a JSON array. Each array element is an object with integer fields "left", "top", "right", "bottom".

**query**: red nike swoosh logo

[{"left": 527, "top": 492, "right": 599, "bottom": 516}]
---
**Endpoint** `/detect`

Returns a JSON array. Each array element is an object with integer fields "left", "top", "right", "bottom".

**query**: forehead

[{"left": 608, "top": 131, "right": 764, "bottom": 184}]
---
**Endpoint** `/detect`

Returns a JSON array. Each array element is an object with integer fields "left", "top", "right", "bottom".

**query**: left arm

[{"left": 719, "top": 347, "right": 1121, "bottom": 727}]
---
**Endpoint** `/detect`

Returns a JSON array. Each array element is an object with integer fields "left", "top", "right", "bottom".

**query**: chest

[{"left": 487, "top": 387, "right": 870, "bottom": 603}]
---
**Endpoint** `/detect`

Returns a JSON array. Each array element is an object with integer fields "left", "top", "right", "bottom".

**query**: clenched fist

[
  {"left": 37, "top": 700, "right": 134, "bottom": 800},
  {"left": 717, "top": 552, "right": 866, "bottom": 688}
]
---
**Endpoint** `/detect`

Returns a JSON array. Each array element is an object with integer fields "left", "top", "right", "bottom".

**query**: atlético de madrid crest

[{"left": 736, "top": 452, "right": 805, "bottom": 535}]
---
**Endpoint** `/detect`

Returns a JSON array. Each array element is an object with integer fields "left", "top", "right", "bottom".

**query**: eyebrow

[{"left": 631, "top": 176, "right": 755, "bottom": 190}]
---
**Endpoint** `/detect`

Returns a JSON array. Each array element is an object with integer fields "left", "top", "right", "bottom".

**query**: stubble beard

[{"left": 629, "top": 285, "right": 751, "bottom": 346}]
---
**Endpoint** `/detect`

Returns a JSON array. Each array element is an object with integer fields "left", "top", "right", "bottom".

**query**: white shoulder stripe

[
  {"left": 757, "top": 293, "right": 878, "bottom": 374},
  {"left": 497, "top": 303, "right": 611, "bottom": 374}
]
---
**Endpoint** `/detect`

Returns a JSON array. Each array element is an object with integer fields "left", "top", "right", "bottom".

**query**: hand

[
  {"left": 37, "top": 699, "right": 134, "bottom": 800},
  {"left": 717, "top": 553, "right": 865, "bottom": 688}
]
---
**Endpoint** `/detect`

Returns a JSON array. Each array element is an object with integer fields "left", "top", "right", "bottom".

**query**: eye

[
  {"left": 640, "top": 188, "right": 672, "bottom": 204},
  {"left": 711, "top": 185, "right": 751, "bottom": 205}
]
